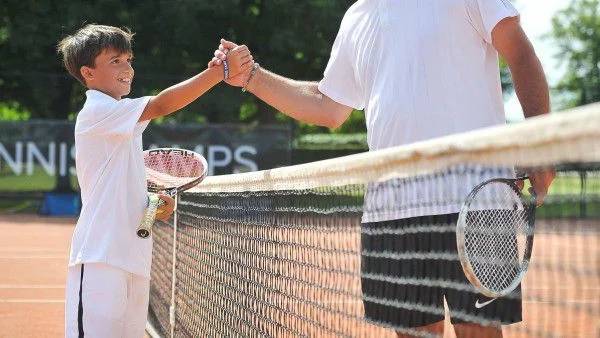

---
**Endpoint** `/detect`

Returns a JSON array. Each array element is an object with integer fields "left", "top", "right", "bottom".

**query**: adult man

[{"left": 212, "top": 1, "right": 554, "bottom": 337}]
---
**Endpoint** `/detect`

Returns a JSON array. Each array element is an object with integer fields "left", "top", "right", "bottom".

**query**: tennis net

[{"left": 147, "top": 103, "right": 600, "bottom": 338}]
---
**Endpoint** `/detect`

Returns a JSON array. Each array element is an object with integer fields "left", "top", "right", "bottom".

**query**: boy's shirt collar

[{"left": 85, "top": 89, "right": 118, "bottom": 103}]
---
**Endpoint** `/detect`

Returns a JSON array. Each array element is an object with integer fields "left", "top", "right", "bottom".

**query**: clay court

[
  {"left": 0, "top": 215, "right": 152, "bottom": 338},
  {"left": 1, "top": 215, "right": 597, "bottom": 337},
  {"left": 0, "top": 215, "right": 72, "bottom": 337}
]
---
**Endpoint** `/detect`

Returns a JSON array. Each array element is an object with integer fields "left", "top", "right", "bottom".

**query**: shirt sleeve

[
  {"left": 465, "top": 0, "right": 520, "bottom": 44},
  {"left": 134, "top": 119, "right": 151, "bottom": 137},
  {"left": 318, "top": 19, "right": 365, "bottom": 110},
  {"left": 84, "top": 96, "right": 152, "bottom": 137}
]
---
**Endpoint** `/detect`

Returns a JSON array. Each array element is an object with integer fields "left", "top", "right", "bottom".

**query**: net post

[{"left": 169, "top": 194, "right": 179, "bottom": 338}]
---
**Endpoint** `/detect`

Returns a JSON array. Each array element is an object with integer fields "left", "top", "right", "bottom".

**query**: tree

[
  {"left": 0, "top": 0, "right": 353, "bottom": 127},
  {"left": 549, "top": 0, "right": 600, "bottom": 107},
  {"left": 0, "top": 0, "right": 518, "bottom": 135}
]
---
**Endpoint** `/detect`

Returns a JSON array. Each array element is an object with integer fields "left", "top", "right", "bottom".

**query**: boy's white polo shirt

[
  {"left": 318, "top": 0, "right": 519, "bottom": 222},
  {"left": 70, "top": 90, "right": 153, "bottom": 277}
]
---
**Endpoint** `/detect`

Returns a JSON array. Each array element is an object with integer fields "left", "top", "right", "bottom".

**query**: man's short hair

[{"left": 57, "top": 24, "right": 134, "bottom": 86}]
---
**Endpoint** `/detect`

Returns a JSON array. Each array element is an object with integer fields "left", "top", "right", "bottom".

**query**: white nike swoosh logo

[{"left": 475, "top": 298, "right": 497, "bottom": 309}]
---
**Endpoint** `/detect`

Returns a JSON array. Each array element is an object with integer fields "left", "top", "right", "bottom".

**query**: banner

[{"left": 0, "top": 121, "right": 291, "bottom": 192}]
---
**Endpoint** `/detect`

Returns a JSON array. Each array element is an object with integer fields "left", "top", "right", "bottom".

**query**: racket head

[
  {"left": 144, "top": 148, "right": 208, "bottom": 195},
  {"left": 457, "top": 177, "right": 536, "bottom": 298}
]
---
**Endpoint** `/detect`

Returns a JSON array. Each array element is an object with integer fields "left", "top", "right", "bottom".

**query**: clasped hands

[{"left": 209, "top": 39, "right": 255, "bottom": 87}]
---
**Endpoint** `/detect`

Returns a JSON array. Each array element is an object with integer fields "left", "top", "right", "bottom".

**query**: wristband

[{"left": 222, "top": 60, "right": 230, "bottom": 79}]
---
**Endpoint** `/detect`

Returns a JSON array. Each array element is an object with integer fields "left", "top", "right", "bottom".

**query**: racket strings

[
  {"left": 464, "top": 183, "right": 532, "bottom": 293},
  {"left": 145, "top": 152, "right": 206, "bottom": 190}
]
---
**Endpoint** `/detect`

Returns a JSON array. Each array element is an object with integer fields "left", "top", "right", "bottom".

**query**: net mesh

[{"left": 148, "top": 104, "right": 600, "bottom": 337}]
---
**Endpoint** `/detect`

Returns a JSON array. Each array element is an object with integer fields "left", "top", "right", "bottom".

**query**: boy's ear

[{"left": 80, "top": 66, "right": 94, "bottom": 82}]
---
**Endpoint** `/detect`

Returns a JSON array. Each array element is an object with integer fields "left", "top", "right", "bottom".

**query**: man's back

[
  {"left": 319, "top": 0, "right": 517, "bottom": 150},
  {"left": 317, "top": 0, "right": 519, "bottom": 221}
]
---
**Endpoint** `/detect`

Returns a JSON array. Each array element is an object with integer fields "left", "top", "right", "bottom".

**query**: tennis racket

[
  {"left": 136, "top": 148, "right": 208, "bottom": 238},
  {"left": 456, "top": 176, "right": 537, "bottom": 298}
]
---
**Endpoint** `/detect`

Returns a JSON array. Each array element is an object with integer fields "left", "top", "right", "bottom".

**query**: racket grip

[{"left": 137, "top": 193, "right": 160, "bottom": 239}]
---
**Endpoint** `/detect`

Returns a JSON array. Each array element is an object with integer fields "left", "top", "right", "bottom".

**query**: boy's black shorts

[{"left": 361, "top": 213, "right": 522, "bottom": 328}]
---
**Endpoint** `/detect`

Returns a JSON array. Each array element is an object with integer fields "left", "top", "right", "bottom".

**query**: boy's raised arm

[{"left": 139, "top": 45, "right": 253, "bottom": 121}]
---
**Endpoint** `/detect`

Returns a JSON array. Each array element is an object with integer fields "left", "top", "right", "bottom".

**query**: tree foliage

[
  {"left": 0, "top": 0, "right": 528, "bottom": 135},
  {"left": 0, "top": 0, "right": 353, "bottom": 126},
  {"left": 550, "top": 0, "right": 600, "bottom": 107}
]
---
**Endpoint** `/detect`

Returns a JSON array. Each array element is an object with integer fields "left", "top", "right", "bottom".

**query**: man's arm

[
  {"left": 492, "top": 16, "right": 554, "bottom": 205},
  {"left": 492, "top": 16, "right": 550, "bottom": 118},
  {"left": 245, "top": 68, "right": 353, "bottom": 128},
  {"left": 212, "top": 40, "right": 353, "bottom": 129},
  {"left": 139, "top": 45, "right": 253, "bottom": 121}
]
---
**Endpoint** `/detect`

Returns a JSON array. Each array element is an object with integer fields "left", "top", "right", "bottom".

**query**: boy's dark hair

[{"left": 57, "top": 24, "right": 134, "bottom": 86}]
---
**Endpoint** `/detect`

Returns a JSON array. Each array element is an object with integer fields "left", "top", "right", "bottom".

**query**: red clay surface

[
  {"left": 0, "top": 215, "right": 153, "bottom": 338},
  {"left": 0, "top": 215, "right": 597, "bottom": 337},
  {"left": 0, "top": 215, "right": 74, "bottom": 338}
]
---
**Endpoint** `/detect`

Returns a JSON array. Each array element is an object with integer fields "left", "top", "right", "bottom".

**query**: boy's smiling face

[{"left": 81, "top": 48, "right": 134, "bottom": 100}]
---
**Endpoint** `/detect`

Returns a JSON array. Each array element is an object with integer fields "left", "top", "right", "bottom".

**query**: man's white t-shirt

[
  {"left": 318, "top": 0, "right": 519, "bottom": 222},
  {"left": 69, "top": 90, "right": 153, "bottom": 277}
]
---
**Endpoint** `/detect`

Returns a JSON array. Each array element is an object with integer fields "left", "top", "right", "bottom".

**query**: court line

[
  {"left": 523, "top": 287, "right": 600, "bottom": 290},
  {"left": 523, "top": 300, "right": 600, "bottom": 304},
  {"left": 0, "top": 255, "right": 67, "bottom": 259},
  {"left": 0, "top": 285, "right": 64, "bottom": 289},
  {"left": 0, "top": 248, "right": 68, "bottom": 253},
  {"left": 0, "top": 299, "right": 64, "bottom": 303}
]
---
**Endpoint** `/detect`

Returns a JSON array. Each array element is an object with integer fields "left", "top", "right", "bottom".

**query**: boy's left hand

[{"left": 156, "top": 194, "right": 175, "bottom": 221}]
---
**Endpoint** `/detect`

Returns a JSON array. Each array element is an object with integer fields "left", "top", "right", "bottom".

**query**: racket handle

[{"left": 137, "top": 193, "right": 161, "bottom": 239}]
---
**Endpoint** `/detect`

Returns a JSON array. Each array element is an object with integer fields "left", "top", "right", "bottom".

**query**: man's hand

[
  {"left": 516, "top": 168, "right": 555, "bottom": 207},
  {"left": 528, "top": 169, "right": 556, "bottom": 207},
  {"left": 155, "top": 194, "right": 175, "bottom": 221},
  {"left": 221, "top": 43, "right": 254, "bottom": 79},
  {"left": 208, "top": 39, "right": 252, "bottom": 87}
]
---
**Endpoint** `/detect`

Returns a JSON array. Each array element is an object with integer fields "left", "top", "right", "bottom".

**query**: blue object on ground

[{"left": 40, "top": 192, "right": 81, "bottom": 216}]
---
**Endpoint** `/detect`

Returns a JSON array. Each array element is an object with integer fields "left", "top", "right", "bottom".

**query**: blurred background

[{"left": 0, "top": 0, "right": 598, "bottom": 211}]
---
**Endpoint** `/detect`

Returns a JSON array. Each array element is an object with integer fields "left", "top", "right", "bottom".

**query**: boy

[{"left": 57, "top": 24, "right": 253, "bottom": 337}]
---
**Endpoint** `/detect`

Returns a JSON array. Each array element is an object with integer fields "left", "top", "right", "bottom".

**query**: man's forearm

[
  {"left": 510, "top": 54, "right": 555, "bottom": 203},
  {"left": 246, "top": 68, "right": 346, "bottom": 128},
  {"left": 510, "top": 54, "right": 550, "bottom": 118}
]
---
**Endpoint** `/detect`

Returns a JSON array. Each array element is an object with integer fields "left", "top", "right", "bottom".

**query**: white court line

[
  {"left": 524, "top": 287, "right": 600, "bottom": 290},
  {"left": 0, "top": 299, "right": 64, "bottom": 303},
  {"left": 523, "top": 300, "right": 599, "bottom": 304},
  {"left": 0, "top": 255, "right": 66, "bottom": 259},
  {"left": 0, "top": 248, "right": 68, "bottom": 253},
  {"left": 145, "top": 322, "right": 162, "bottom": 338},
  {"left": 0, "top": 285, "right": 64, "bottom": 289}
]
